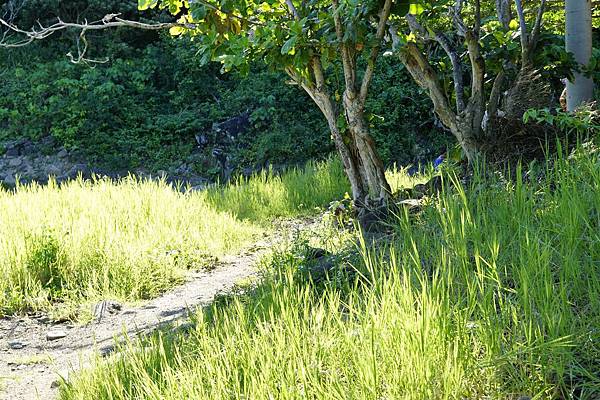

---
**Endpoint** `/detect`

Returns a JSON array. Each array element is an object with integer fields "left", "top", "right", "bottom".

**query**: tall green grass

[
  {"left": 205, "top": 158, "right": 349, "bottom": 221},
  {"left": 0, "top": 159, "right": 349, "bottom": 318},
  {"left": 61, "top": 147, "right": 600, "bottom": 399}
]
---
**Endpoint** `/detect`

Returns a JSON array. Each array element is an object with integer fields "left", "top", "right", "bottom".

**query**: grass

[
  {"left": 59, "top": 144, "right": 600, "bottom": 399},
  {"left": 0, "top": 159, "right": 349, "bottom": 319}
]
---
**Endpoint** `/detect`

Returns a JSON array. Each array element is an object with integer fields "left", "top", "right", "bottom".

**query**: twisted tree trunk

[{"left": 343, "top": 91, "right": 391, "bottom": 201}]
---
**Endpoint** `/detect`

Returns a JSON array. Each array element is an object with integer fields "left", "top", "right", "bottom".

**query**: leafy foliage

[{"left": 0, "top": 0, "right": 447, "bottom": 175}]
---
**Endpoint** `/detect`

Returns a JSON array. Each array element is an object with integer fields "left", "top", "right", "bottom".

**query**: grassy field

[
  {"left": 59, "top": 145, "right": 600, "bottom": 399},
  {"left": 0, "top": 159, "right": 349, "bottom": 319}
]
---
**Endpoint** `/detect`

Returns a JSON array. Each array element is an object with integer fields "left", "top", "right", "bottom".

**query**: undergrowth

[{"left": 60, "top": 144, "right": 600, "bottom": 399}]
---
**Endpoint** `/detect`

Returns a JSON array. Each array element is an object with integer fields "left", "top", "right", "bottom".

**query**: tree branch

[
  {"left": 474, "top": 0, "right": 481, "bottom": 38},
  {"left": 359, "top": 0, "right": 392, "bottom": 103},
  {"left": 399, "top": 42, "right": 457, "bottom": 132},
  {"left": 284, "top": 0, "right": 300, "bottom": 19},
  {"left": 0, "top": 14, "right": 192, "bottom": 49},
  {"left": 495, "top": 0, "right": 512, "bottom": 30},
  {"left": 465, "top": 31, "right": 485, "bottom": 112},
  {"left": 514, "top": 0, "right": 529, "bottom": 50},
  {"left": 451, "top": 0, "right": 467, "bottom": 37},
  {"left": 406, "top": 14, "right": 465, "bottom": 113},
  {"left": 485, "top": 69, "right": 506, "bottom": 132},
  {"left": 529, "top": 0, "right": 546, "bottom": 49},
  {"left": 331, "top": 0, "right": 356, "bottom": 93}
]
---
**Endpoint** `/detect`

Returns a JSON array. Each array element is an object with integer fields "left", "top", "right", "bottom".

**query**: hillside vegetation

[{"left": 58, "top": 143, "right": 600, "bottom": 399}]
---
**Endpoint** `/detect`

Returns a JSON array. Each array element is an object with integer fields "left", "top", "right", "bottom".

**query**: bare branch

[
  {"left": 0, "top": 14, "right": 191, "bottom": 49},
  {"left": 451, "top": 0, "right": 467, "bottom": 37},
  {"left": 436, "top": 33, "right": 466, "bottom": 113},
  {"left": 331, "top": 0, "right": 356, "bottom": 92},
  {"left": 530, "top": 0, "right": 546, "bottom": 49},
  {"left": 285, "top": 0, "right": 300, "bottom": 19},
  {"left": 406, "top": 14, "right": 465, "bottom": 113},
  {"left": 495, "top": 0, "right": 512, "bottom": 30},
  {"left": 359, "top": 0, "right": 392, "bottom": 103},
  {"left": 514, "top": 0, "right": 529, "bottom": 50},
  {"left": 399, "top": 42, "right": 457, "bottom": 132}
]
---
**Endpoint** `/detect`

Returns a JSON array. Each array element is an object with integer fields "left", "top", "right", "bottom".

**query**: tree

[
  {"left": 396, "top": 0, "right": 551, "bottom": 162},
  {"left": 565, "top": 0, "right": 594, "bottom": 111},
  {"left": 1, "top": 0, "right": 403, "bottom": 207}
]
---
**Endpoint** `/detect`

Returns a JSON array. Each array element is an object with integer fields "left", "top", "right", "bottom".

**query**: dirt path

[{"left": 0, "top": 219, "right": 310, "bottom": 400}]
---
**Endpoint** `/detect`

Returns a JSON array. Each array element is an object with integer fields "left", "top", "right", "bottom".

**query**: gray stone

[
  {"left": 57, "top": 148, "right": 69, "bottom": 158},
  {"left": 8, "top": 340, "right": 26, "bottom": 349},
  {"left": 21, "top": 142, "right": 36, "bottom": 155},
  {"left": 3, "top": 175, "right": 16, "bottom": 186},
  {"left": 40, "top": 135, "right": 56, "bottom": 147},
  {"left": 187, "top": 184, "right": 207, "bottom": 193},
  {"left": 5, "top": 147, "right": 19, "bottom": 157},
  {"left": 93, "top": 300, "right": 123, "bottom": 321},
  {"left": 46, "top": 329, "right": 67, "bottom": 341},
  {"left": 8, "top": 157, "right": 22, "bottom": 167},
  {"left": 66, "top": 163, "right": 88, "bottom": 178},
  {"left": 45, "top": 165, "right": 63, "bottom": 177}
]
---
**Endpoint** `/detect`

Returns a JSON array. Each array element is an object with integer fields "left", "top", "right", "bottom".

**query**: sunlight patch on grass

[{"left": 0, "top": 159, "right": 348, "bottom": 318}]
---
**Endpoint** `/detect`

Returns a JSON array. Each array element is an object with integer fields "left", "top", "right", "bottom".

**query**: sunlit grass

[
  {"left": 0, "top": 159, "right": 349, "bottom": 318},
  {"left": 61, "top": 145, "right": 600, "bottom": 399}
]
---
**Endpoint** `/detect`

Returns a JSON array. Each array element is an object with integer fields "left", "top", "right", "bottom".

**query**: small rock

[
  {"left": 5, "top": 147, "right": 19, "bottom": 157},
  {"left": 21, "top": 142, "right": 36, "bottom": 155},
  {"left": 46, "top": 329, "right": 68, "bottom": 341},
  {"left": 51, "top": 370, "right": 69, "bottom": 388},
  {"left": 8, "top": 157, "right": 22, "bottom": 167},
  {"left": 45, "top": 165, "right": 63, "bottom": 177},
  {"left": 40, "top": 135, "right": 56, "bottom": 147},
  {"left": 8, "top": 340, "right": 26, "bottom": 349},
  {"left": 57, "top": 148, "right": 69, "bottom": 158},
  {"left": 187, "top": 184, "right": 206, "bottom": 192},
  {"left": 66, "top": 163, "right": 89, "bottom": 178},
  {"left": 2, "top": 176, "right": 15, "bottom": 186},
  {"left": 93, "top": 300, "right": 122, "bottom": 320}
]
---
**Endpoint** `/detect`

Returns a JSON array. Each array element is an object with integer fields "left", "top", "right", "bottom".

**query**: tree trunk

[
  {"left": 400, "top": 42, "right": 484, "bottom": 163},
  {"left": 343, "top": 91, "right": 392, "bottom": 202},
  {"left": 565, "top": 0, "right": 594, "bottom": 111},
  {"left": 299, "top": 83, "right": 367, "bottom": 201}
]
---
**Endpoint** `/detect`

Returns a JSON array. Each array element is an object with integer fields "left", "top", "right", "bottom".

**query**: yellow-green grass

[
  {"left": 0, "top": 159, "right": 350, "bottom": 318},
  {"left": 60, "top": 146, "right": 600, "bottom": 399}
]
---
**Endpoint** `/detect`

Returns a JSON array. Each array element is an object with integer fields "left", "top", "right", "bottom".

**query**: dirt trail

[{"left": 0, "top": 219, "right": 310, "bottom": 400}]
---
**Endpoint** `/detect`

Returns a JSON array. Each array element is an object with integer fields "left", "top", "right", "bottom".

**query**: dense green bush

[{"left": 0, "top": 0, "right": 447, "bottom": 175}]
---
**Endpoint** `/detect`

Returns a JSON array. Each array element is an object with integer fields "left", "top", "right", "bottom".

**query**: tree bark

[
  {"left": 399, "top": 42, "right": 483, "bottom": 163},
  {"left": 298, "top": 81, "right": 367, "bottom": 202},
  {"left": 565, "top": 0, "right": 594, "bottom": 111},
  {"left": 343, "top": 91, "right": 391, "bottom": 201}
]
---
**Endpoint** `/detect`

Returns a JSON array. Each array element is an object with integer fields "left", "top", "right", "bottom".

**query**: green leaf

[
  {"left": 190, "top": 4, "right": 207, "bottom": 20},
  {"left": 508, "top": 19, "right": 518, "bottom": 30},
  {"left": 409, "top": 3, "right": 424, "bottom": 15},
  {"left": 169, "top": 26, "right": 185, "bottom": 36},
  {"left": 138, "top": 0, "right": 158, "bottom": 10},
  {"left": 391, "top": 0, "right": 411, "bottom": 16},
  {"left": 281, "top": 36, "right": 297, "bottom": 55}
]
